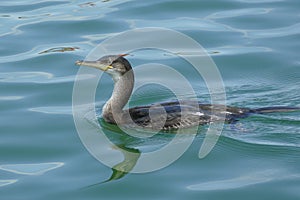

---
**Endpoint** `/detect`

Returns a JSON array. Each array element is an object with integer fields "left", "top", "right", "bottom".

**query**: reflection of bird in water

[{"left": 76, "top": 54, "right": 299, "bottom": 131}]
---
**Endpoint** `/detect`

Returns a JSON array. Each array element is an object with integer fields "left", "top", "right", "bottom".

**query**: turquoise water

[{"left": 1, "top": 0, "right": 300, "bottom": 199}]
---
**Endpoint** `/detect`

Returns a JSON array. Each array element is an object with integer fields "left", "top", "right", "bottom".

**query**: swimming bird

[{"left": 75, "top": 54, "right": 299, "bottom": 131}]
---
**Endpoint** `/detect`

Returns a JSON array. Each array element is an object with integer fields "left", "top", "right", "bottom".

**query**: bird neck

[{"left": 102, "top": 70, "right": 134, "bottom": 124}]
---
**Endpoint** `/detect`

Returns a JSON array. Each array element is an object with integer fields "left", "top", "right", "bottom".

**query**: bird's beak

[
  {"left": 119, "top": 53, "right": 129, "bottom": 57},
  {"left": 75, "top": 60, "right": 113, "bottom": 71}
]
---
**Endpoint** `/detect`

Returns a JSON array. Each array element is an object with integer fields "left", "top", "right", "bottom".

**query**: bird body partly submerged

[
  {"left": 128, "top": 101, "right": 247, "bottom": 130},
  {"left": 76, "top": 55, "right": 299, "bottom": 131},
  {"left": 111, "top": 100, "right": 298, "bottom": 131}
]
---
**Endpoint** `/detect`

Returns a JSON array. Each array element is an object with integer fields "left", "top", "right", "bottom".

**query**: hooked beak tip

[{"left": 75, "top": 60, "right": 83, "bottom": 66}]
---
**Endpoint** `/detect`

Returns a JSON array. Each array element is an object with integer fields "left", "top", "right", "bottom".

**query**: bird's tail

[{"left": 252, "top": 106, "right": 300, "bottom": 114}]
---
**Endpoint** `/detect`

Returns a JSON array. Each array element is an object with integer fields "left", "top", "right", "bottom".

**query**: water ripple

[
  {"left": 0, "top": 162, "right": 64, "bottom": 175},
  {"left": 187, "top": 169, "right": 299, "bottom": 191},
  {"left": 0, "top": 96, "right": 24, "bottom": 101},
  {"left": 206, "top": 8, "right": 272, "bottom": 19},
  {"left": 0, "top": 179, "right": 18, "bottom": 187},
  {"left": 0, "top": 72, "right": 53, "bottom": 83},
  {"left": 245, "top": 23, "right": 300, "bottom": 39},
  {"left": 210, "top": 45, "right": 272, "bottom": 56},
  {"left": 0, "top": 72, "right": 94, "bottom": 84},
  {"left": 0, "top": 0, "right": 131, "bottom": 37},
  {"left": 29, "top": 106, "right": 72, "bottom": 115},
  {"left": 234, "top": 0, "right": 283, "bottom": 3},
  {"left": 0, "top": 43, "right": 86, "bottom": 63},
  {"left": 0, "top": 1, "right": 68, "bottom": 13},
  {"left": 128, "top": 17, "right": 237, "bottom": 32}
]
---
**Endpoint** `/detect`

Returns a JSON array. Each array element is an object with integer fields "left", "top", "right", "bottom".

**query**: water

[{"left": 1, "top": 0, "right": 300, "bottom": 199}]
